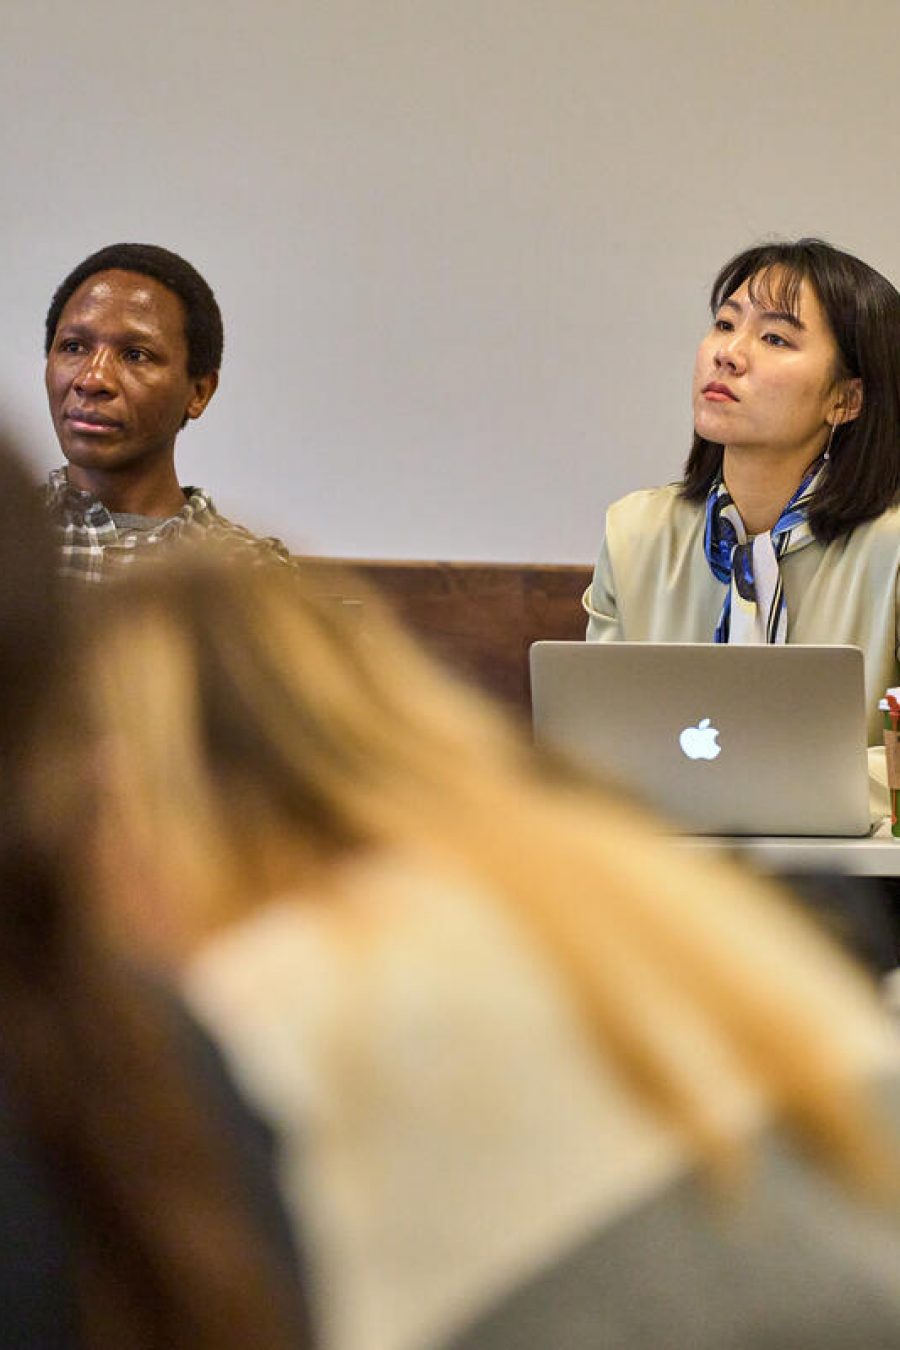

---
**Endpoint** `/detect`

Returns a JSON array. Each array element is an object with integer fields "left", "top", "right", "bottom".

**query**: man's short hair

[{"left": 44, "top": 243, "right": 224, "bottom": 378}]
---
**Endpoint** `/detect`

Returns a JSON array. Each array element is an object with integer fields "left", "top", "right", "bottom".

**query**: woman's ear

[{"left": 832, "top": 377, "right": 863, "bottom": 426}]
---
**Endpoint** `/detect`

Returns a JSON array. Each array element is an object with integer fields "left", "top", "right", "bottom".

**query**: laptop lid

[{"left": 529, "top": 642, "right": 871, "bottom": 837}]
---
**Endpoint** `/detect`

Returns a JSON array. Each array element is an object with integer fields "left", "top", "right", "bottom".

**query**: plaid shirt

[{"left": 45, "top": 467, "right": 293, "bottom": 582}]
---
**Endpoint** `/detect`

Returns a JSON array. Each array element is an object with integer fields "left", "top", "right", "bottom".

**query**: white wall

[{"left": 2, "top": 0, "right": 900, "bottom": 561}]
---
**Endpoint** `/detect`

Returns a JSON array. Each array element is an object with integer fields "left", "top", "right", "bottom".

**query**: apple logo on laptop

[{"left": 679, "top": 717, "right": 721, "bottom": 761}]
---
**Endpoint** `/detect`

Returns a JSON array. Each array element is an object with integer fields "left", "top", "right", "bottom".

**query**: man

[{"left": 43, "top": 242, "right": 292, "bottom": 580}]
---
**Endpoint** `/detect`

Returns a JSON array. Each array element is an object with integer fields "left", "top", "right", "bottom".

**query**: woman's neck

[{"left": 721, "top": 445, "right": 820, "bottom": 537}]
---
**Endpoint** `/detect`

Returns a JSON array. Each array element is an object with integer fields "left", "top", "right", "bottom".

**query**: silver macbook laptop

[{"left": 529, "top": 642, "right": 871, "bottom": 836}]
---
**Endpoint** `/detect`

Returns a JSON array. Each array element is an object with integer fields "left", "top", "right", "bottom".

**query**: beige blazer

[{"left": 584, "top": 485, "right": 900, "bottom": 748}]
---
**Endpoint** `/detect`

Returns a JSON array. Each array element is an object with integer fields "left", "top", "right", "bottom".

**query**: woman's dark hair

[
  {"left": 681, "top": 238, "right": 900, "bottom": 541},
  {"left": 0, "top": 436, "right": 298, "bottom": 1346},
  {"left": 44, "top": 242, "right": 223, "bottom": 378}
]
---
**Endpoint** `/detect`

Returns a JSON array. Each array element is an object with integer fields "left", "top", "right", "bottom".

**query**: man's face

[{"left": 45, "top": 269, "right": 217, "bottom": 480}]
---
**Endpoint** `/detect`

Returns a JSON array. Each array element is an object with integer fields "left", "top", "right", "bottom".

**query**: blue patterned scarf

[{"left": 703, "top": 456, "right": 826, "bottom": 644}]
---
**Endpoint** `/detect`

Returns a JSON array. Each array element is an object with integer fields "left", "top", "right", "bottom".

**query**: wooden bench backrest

[{"left": 298, "top": 558, "right": 592, "bottom": 717}]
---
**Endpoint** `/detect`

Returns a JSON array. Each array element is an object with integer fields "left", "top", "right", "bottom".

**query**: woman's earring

[{"left": 824, "top": 420, "right": 836, "bottom": 460}]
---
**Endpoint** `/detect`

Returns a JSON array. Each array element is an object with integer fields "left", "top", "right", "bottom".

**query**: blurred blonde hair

[
  {"left": 66, "top": 553, "right": 898, "bottom": 1194},
  {"left": 0, "top": 437, "right": 301, "bottom": 1349}
]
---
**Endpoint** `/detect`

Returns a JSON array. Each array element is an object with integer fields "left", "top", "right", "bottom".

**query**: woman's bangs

[
  {"left": 746, "top": 264, "right": 805, "bottom": 321},
  {"left": 711, "top": 247, "right": 810, "bottom": 318}
]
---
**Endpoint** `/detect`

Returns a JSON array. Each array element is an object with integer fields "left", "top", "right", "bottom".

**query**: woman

[
  {"left": 0, "top": 435, "right": 304, "bottom": 1347},
  {"left": 68, "top": 554, "right": 900, "bottom": 1350},
  {"left": 584, "top": 238, "right": 900, "bottom": 749}
]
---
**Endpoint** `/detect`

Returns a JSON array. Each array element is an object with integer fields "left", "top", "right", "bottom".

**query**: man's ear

[
  {"left": 832, "top": 376, "right": 863, "bottom": 426},
  {"left": 185, "top": 370, "right": 219, "bottom": 423}
]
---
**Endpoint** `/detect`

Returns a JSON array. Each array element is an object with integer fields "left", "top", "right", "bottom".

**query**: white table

[{"left": 680, "top": 818, "right": 900, "bottom": 878}]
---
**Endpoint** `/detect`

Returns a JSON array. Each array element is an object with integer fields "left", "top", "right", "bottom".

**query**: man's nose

[
  {"left": 714, "top": 332, "right": 747, "bottom": 375},
  {"left": 74, "top": 348, "right": 116, "bottom": 396}
]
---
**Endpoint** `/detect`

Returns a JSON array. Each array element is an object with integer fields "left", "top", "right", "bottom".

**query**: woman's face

[{"left": 692, "top": 271, "right": 859, "bottom": 464}]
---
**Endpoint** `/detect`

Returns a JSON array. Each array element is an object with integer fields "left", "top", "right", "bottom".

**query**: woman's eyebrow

[
  {"left": 720, "top": 296, "right": 806, "bottom": 331},
  {"left": 756, "top": 307, "right": 806, "bottom": 331}
]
